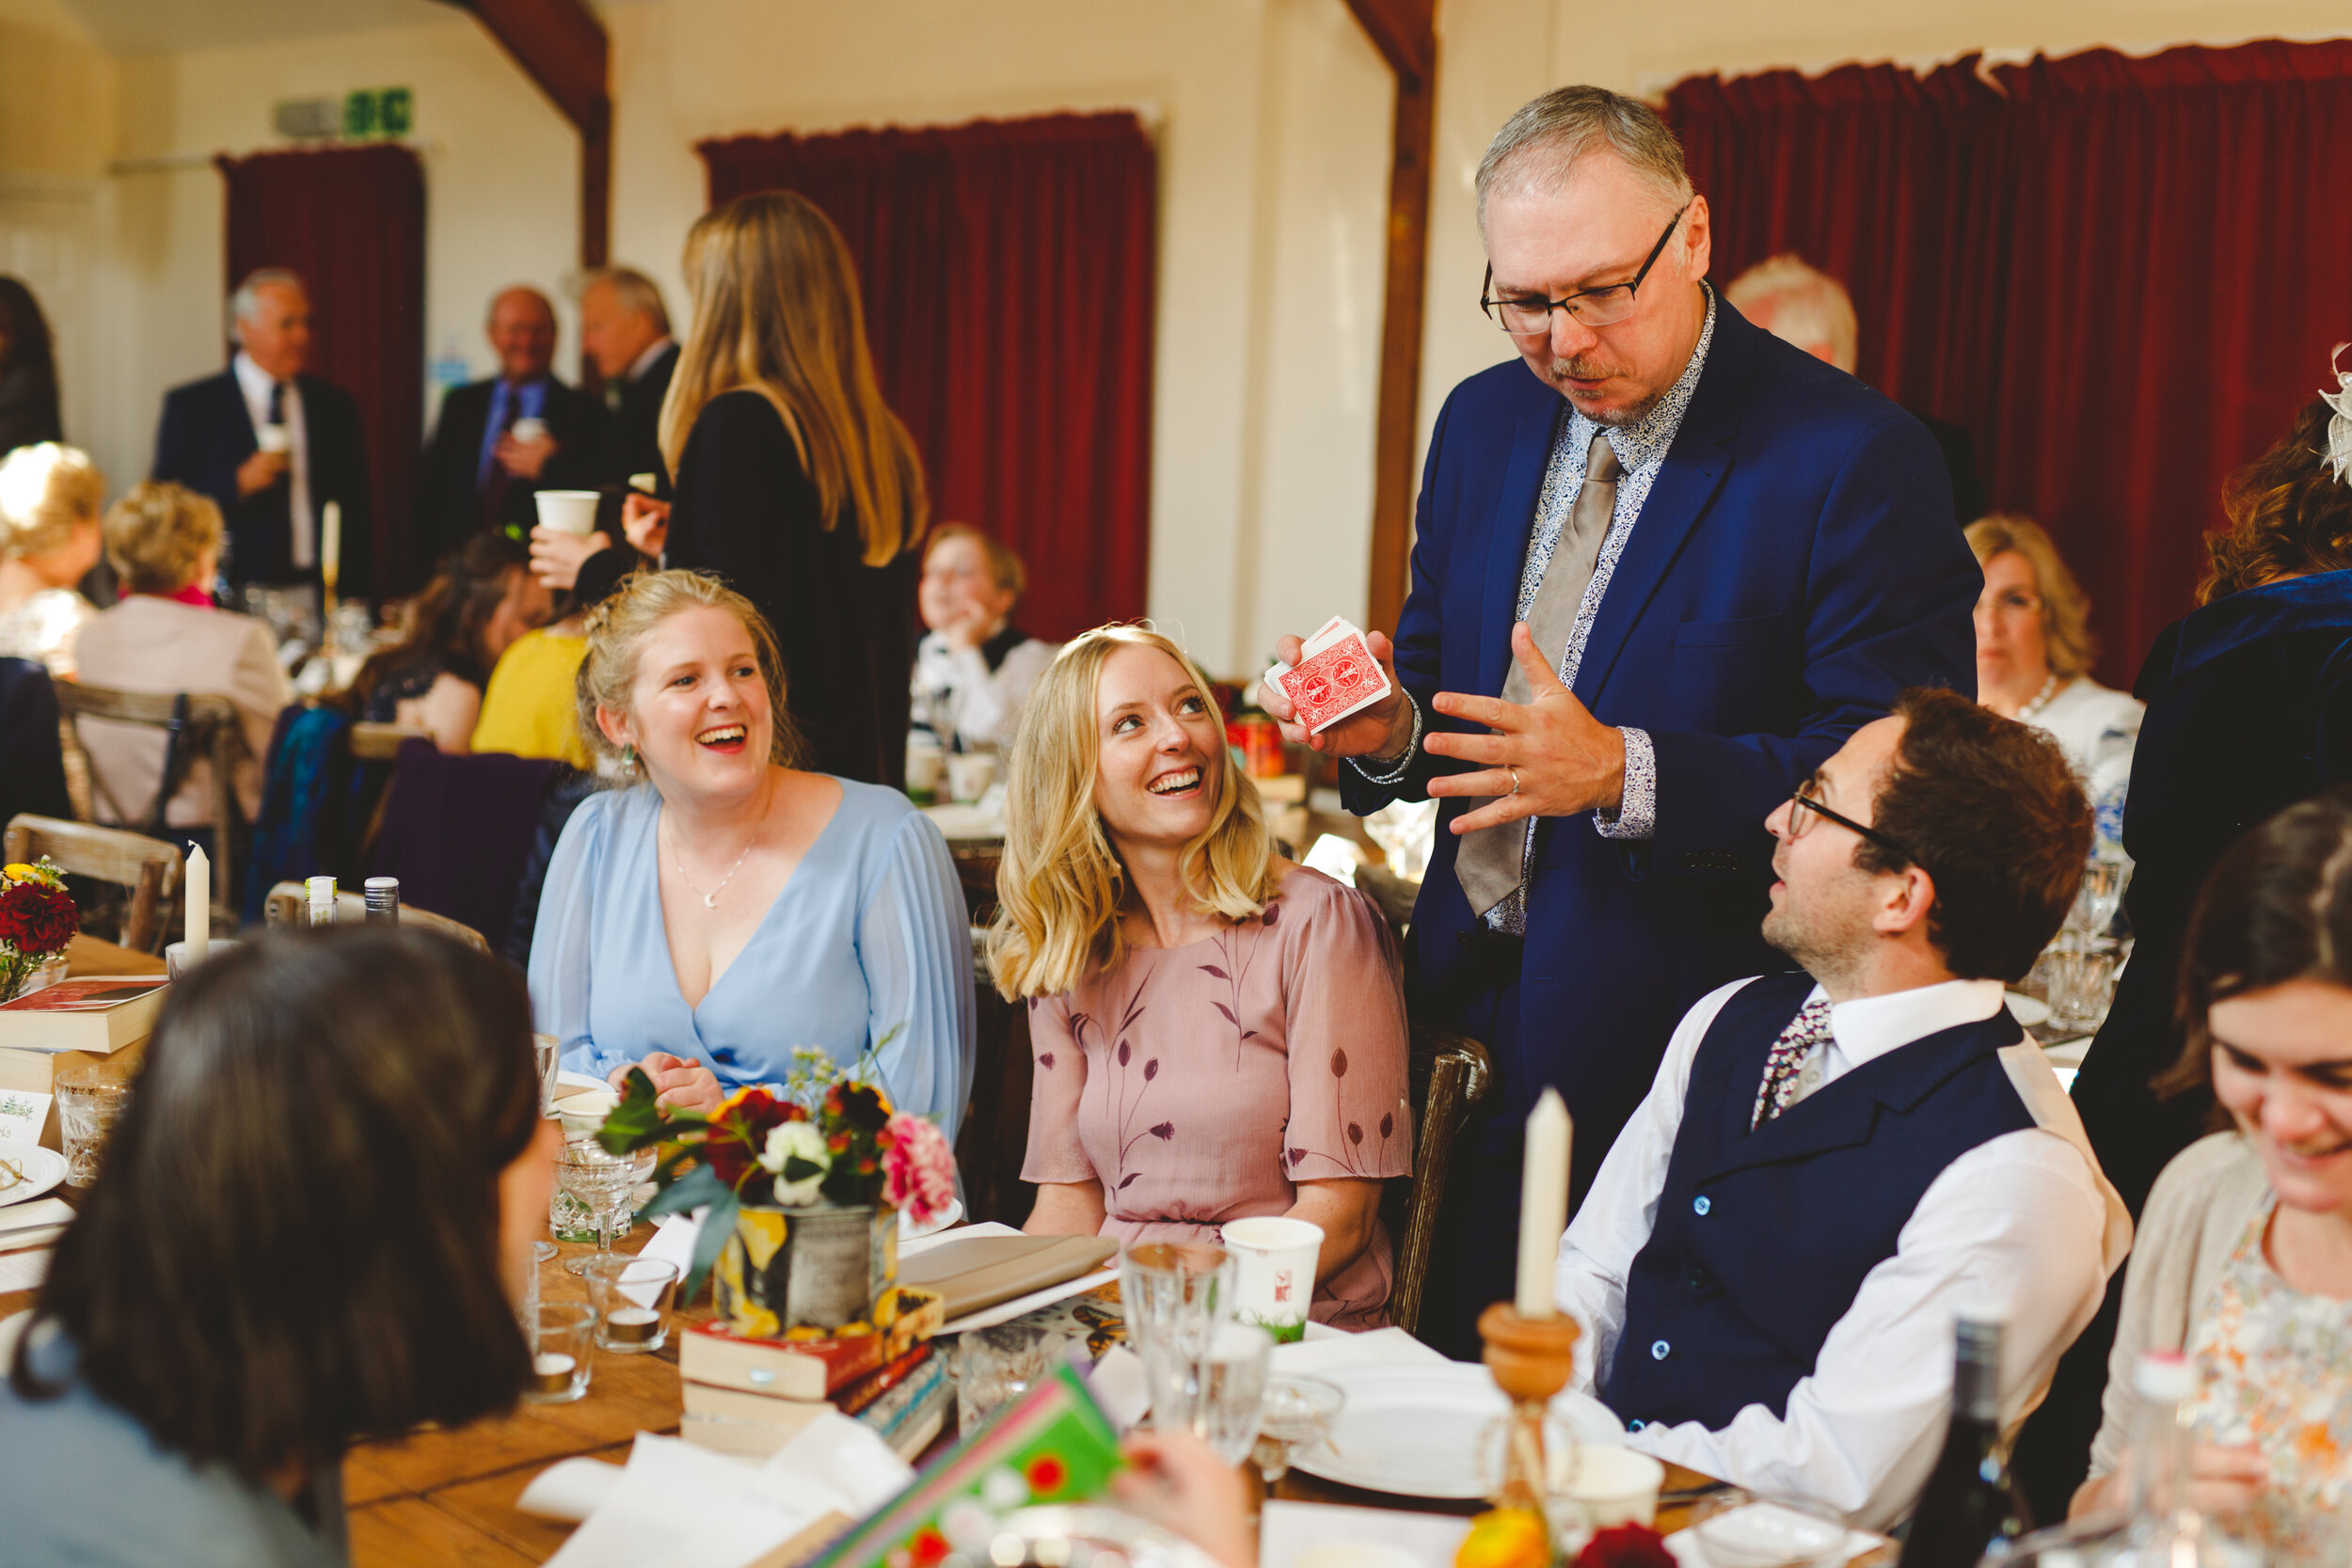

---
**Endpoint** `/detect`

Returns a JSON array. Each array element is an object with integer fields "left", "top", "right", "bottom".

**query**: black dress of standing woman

[
  {"left": 0, "top": 277, "right": 65, "bottom": 456},
  {"left": 539, "top": 193, "right": 926, "bottom": 788}
]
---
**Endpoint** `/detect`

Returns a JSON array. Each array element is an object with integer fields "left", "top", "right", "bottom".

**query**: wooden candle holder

[{"left": 1478, "top": 1302, "right": 1581, "bottom": 1513}]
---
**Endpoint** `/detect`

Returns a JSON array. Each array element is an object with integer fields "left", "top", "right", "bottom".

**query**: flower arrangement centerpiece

[
  {"left": 596, "top": 1039, "right": 958, "bottom": 1336},
  {"left": 0, "top": 861, "right": 78, "bottom": 1004}
]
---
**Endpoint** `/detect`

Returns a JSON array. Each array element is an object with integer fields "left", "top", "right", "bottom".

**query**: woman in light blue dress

[{"left": 528, "top": 569, "right": 973, "bottom": 1133}]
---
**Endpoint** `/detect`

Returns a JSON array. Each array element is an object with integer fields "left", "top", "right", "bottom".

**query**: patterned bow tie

[{"left": 1753, "top": 996, "right": 1834, "bottom": 1129}]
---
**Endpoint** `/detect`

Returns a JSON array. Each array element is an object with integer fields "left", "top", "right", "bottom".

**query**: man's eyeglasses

[
  {"left": 1787, "top": 779, "right": 1920, "bottom": 868},
  {"left": 1480, "top": 203, "right": 1691, "bottom": 334}
]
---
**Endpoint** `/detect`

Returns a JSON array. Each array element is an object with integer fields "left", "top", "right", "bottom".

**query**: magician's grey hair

[{"left": 1475, "top": 86, "right": 1693, "bottom": 235}]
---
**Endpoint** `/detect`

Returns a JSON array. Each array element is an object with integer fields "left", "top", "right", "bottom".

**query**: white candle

[
  {"left": 320, "top": 500, "right": 341, "bottom": 586},
  {"left": 604, "top": 1306, "right": 660, "bottom": 1343},
  {"left": 183, "top": 845, "right": 208, "bottom": 962},
  {"left": 1515, "top": 1087, "right": 1572, "bottom": 1318},
  {"left": 532, "top": 1352, "right": 576, "bottom": 1393}
]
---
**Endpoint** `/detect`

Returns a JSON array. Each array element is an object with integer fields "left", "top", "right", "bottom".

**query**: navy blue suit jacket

[
  {"left": 1343, "top": 299, "right": 1978, "bottom": 1165},
  {"left": 152, "top": 369, "right": 373, "bottom": 596}
]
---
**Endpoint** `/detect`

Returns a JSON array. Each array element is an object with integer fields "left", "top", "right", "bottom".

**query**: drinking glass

[
  {"left": 54, "top": 1056, "right": 138, "bottom": 1188},
  {"left": 2048, "top": 932, "right": 2125, "bottom": 1034},
  {"left": 954, "top": 1320, "right": 1066, "bottom": 1434},
  {"left": 532, "top": 1033, "right": 563, "bottom": 1118},
  {"left": 1146, "top": 1323, "right": 1272, "bottom": 1464},
  {"left": 2073, "top": 855, "right": 2132, "bottom": 938},
  {"left": 1118, "top": 1242, "right": 1233, "bottom": 1364},
  {"left": 583, "top": 1255, "right": 678, "bottom": 1354},
  {"left": 525, "top": 1303, "right": 596, "bottom": 1404},
  {"left": 555, "top": 1140, "right": 654, "bottom": 1275},
  {"left": 1253, "top": 1375, "right": 1344, "bottom": 1490}
]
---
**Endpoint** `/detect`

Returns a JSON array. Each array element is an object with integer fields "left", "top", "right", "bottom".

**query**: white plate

[
  {"left": 0, "top": 1141, "right": 66, "bottom": 1207},
  {"left": 1292, "top": 1361, "right": 1625, "bottom": 1499},
  {"left": 2005, "top": 992, "right": 2051, "bottom": 1028}
]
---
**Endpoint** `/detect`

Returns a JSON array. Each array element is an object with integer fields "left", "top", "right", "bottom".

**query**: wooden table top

[{"left": 65, "top": 931, "right": 167, "bottom": 977}]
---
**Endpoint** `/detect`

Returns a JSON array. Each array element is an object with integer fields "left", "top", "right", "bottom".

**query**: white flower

[{"left": 763, "top": 1120, "right": 832, "bottom": 1207}]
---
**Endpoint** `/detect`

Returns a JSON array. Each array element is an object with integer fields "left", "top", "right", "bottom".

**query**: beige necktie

[{"left": 1455, "top": 432, "right": 1623, "bottom": 919}]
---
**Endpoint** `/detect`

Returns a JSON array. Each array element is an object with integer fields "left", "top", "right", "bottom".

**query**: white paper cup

[
  {"left": 511, "top": 416, "right": 548, "bottom": 445},
  {"left": 255, "top": 423, "right": 292, "bottom": 455},
  {"left": 1222, "top": 1214, "right": 1323, "bottom": 1343},
  {"left": 1549, "top": 1444, "right": 1663, "bottom": 1533},
  {"left": 905, "top": 741, "right": 946, "bottom": 799},
  {"left": 946, "top": 750, "right": 996, "bottom": 804},
  {"left": 533, "top": 489, "right": 601, "bottom": 537}
]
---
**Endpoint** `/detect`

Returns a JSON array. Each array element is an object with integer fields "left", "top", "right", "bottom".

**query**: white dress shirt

[
  {"left": 910, "top": 628, "right": 1058, "bottom": 751},
  {"left": 231, "top": 352, "right": 313, "bottom": 569},
  {"left": 1554, "top": 974, "right": 2132, "bottom": 1530}
]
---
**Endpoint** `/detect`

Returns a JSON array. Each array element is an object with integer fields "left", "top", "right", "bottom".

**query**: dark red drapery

[
  {"left": 218, "top": 144, "right": 425, "bottom": 598},
  {"left": 698, "top": 112, "right": 1157, "bottom": 641},
  {"left": 1669, "top": 40, "right": 2352, "bottom": 689}
]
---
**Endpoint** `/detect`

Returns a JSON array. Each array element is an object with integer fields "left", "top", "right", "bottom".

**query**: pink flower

[{"left": 882, "top": 1112, "right": 956, "bottom": 1224}]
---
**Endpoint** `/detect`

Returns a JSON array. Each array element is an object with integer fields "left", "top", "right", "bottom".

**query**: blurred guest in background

[
  {"left": 532, "top": 569, "right": 972, "bottom": 1128},
  {"left": 0, "top": 276, "right": 64, "bottom": 454},
  {"left": 0, "top": 441, "right": 102, "bottom": 678},
  {"left": 0, "top": 656, "right": 72, "bottom": 828},
  {"left": 1966, "top": 514, "right": 2141, "bottom": 805},
  {"left": 2019, "top": 385, "right": 2352, "bottom": 1515},
  {"left": 412, "top": 286, "right": 608, "bottom": 575},
  {"left": 152, "top": 269, "right": 373, "bottom": 602},
  {"left": 75, "top": 483, "right": 288, "bottom": 845},
  {"left": 994, "top": 626, "right": 1410, "bottom": 1328},
  {"left": 2074, "top": 790, "right": 2352, "bottom": 1558},
  {"left": 470, "top": 563, "right": 613, "bottom": 769},
  {"left": 338, "top": 532, "right": 548, "bottom": 753},
  {"left": 579, "top": 266, "right": 677, "bottom": 491},
  {"left": 1726, "top": 253, "right": 1989, "bottom": 524},
  {"left": 550, "top": 194, "right": 927, "bottom": 786},
  {"left": 911, "top": 523, "right": 1057, "bottom": 752},
  {"left": 2, "top": 928, "right": 556, "bottom": 1566}
]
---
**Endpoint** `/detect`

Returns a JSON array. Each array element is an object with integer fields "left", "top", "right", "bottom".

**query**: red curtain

[
  {"left": 219, "top": 144, "right": 425, "bottom": 596},
  {"left": 699, "top": 112, "right": 1157, "bottom": 641},
  {"left": 1669, "top": 41, "right": 2352, "bottom": 689}
]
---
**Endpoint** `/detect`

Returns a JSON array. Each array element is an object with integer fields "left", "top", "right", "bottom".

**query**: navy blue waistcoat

[{"left": 1599, "top": 973, "right": 2033, "bottom": 1433}]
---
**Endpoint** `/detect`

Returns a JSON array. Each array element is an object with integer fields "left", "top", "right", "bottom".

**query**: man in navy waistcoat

[{"left": 1555, "top": 689, "right": 2132, "bottom": 1530}]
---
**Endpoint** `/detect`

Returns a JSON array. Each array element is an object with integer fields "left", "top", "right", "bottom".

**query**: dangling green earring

[{"left": 622, "top": 745, "right": 637, "bottom": 771}]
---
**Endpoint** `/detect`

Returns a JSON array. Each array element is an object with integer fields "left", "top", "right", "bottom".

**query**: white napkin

[
  {"left": 1269, "top": 1326, "right": 1451, "bottom": 1376},
  {"left": 1085, "top": 1345, "right": 1152, "bottom": 1433},
  {"left": 631, "top": 1211, "right": 703, "bottom": 1307},
  {"left": 538, "top": 1415, "right": 914, "bottom": 1568},
  {"left": 0, "top": 1196, "right": 72, "bottom": 1240},
  {"left": 1259, "top": 1499, "right": 1470, "bottom": 1568},
  {"left": 1660, "top": 1503, "right": 1884, "bottom": 1568}
]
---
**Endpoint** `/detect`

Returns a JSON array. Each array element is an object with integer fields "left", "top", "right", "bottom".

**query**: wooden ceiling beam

[{"left": 438, "top": 0, "right": 612, "bottom": 269}]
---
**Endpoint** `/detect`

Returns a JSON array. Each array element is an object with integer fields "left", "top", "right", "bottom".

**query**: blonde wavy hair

[
  {"left": 988, "top": 626, "right": 1280, "bottom": 1000},
  {"left": 660, "top": 192, "right": 926, "bottom": 567},
  {"left": 0, "top": 442, "right": 103, "bottom": 561},
  {"left": 1965, "top": 514, "right": 2097, "bottom": 680},
  {"left": 574, "top": 568, "right": 803, "bottom": 780},
  {"left": 104, "top": 481, "right": 222, "bottom": 594}
]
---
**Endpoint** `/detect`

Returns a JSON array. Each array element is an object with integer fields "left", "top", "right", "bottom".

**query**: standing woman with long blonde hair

[{"left": 552, "top": 192, "right": 927, "bottom": 785}]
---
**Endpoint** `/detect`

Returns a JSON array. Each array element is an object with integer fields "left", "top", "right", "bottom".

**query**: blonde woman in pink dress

[{"left": 990, "top": 625, "right": 1412, "bottom": 1328}]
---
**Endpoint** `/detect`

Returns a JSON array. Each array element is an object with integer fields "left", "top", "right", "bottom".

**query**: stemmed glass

[
  {"left": 1253, "top": 1375, "right": 1344, "bottom": 1492},
  {"left": 556, "top": 1139, "right": 655, "bottom": 1275}
]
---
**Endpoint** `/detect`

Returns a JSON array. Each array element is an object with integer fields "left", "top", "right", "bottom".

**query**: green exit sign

[{"left": 342, "top": 87, "right": 413, "bottom": 139}]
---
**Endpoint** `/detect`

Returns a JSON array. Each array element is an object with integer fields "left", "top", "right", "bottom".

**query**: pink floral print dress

[{"left": 1022, "top": 868, "right": 1414, "bottom": 1327}]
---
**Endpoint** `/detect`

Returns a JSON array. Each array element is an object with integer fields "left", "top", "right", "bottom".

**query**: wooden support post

[
  {"left": 447, "top": 0, "right": 612, "bottom": 270},
  {"left": 1343, "top": 0, "right": 1438, "bottom": 639}
]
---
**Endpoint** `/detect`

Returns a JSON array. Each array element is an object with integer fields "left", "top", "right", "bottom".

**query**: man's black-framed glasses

[
  {"left": 1787, "top": 778, "right": 1919, "bottom": 867},
  {"left": 1481, "top": 202, "right": 1691, "bottom": 334}
]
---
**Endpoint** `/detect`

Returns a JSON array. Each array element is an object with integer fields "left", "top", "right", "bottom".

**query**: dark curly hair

[
  {"left": 337, "top": 531, "right": 528, "bottom": 712},
  {"left": 1849, "top": 688, "right": 2092, "bottom": 981},
  {"left": 2200, "top": 396, "right": 2352, "bottom": 605}
]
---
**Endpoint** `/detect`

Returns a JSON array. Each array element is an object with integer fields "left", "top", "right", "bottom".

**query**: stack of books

[
  {"left": 0, "top": 977, "right": 168, "bottom": 1144},
  {"left": 680, "top": 1286, "right": 950, "bottom": 1461}
]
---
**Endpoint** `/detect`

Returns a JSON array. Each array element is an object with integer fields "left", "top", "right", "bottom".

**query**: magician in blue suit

[{"left": 1262, "top": 87, "right": 1980, "bottom": 1354}]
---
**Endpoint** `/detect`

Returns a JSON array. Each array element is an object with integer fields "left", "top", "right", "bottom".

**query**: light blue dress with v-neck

[{"left": 527, "top": 779, "right": 974, "bottom": 1135}]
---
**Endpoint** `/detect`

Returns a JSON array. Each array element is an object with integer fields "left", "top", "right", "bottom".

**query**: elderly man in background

[
  {"left": 1724, "top": 254, "right": 1989, "bottom": 523},
  {"left": 1261, "top": 87, "right": 1979, "bottom": 1354},
  {"left": 152, "top": 269, "right": 374, "bottom": 602},
  {"left": 412, "top": 285, "right": 607, "bottom": 581},
  {"left": 580, "top": 266, "right": 677, "bottom": 492}
]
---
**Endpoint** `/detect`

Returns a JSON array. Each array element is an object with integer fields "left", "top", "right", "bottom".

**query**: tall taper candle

[
  {"left": 321, "top": 500, "right": 341, "bottom": 588},
  {"left": 183, "top": 844, "right": 209, "bottom": 962},
  {"left": 1514, "top": 1086, "right": 1572, "bottom": 1317}
]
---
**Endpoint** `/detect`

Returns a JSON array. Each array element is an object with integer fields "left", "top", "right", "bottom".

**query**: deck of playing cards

[{"left": 1266, "top": 616, "right": 1392, "bottom": 735}]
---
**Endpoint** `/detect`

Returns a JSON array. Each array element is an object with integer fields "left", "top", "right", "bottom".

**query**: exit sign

[{"left": 342, "top": 87, "right": 414, "bottom": 139}]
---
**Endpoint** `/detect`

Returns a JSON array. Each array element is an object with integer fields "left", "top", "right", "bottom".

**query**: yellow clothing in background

[{"left": 471, "top": 627, "right": 591, "bottom": 768}]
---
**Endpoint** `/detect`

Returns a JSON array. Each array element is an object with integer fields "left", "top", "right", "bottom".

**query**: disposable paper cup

[
  {"left": 255, "top": 423, "right": 292, "bottom": 454},
  {"left": 511, "top": 417, "right": 549, "bottom": 444},
  {"left": 1222, "top": 1215, "right": 1322, "bottom": 1343},
  {"left": 946, "top": 751, "right": 996, "bottom": 804},
  {"left": 905, "top": 739, "right": 946, "bottom": 800},
  {"left": 534, "top": 489, "right": 601, "bottom": 537},
  {"left": 1549, "top": 1444, "right": 1663, "bottom": 1533}
]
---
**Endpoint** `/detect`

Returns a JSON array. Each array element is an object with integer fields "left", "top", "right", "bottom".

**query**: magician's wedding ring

[{"left": 1506, "top": 767, "right": 1522, "bottom": 797}]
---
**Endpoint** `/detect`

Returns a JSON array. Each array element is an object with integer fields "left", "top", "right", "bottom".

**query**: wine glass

[
  {"left": 1145, "top": 1323, "right": 1272, "bottom": 1464},
  {"left": 1253, "top": 1375, "right": 1344, "bottom": 1492},
  {"left": 556, "top": 1139, "right": 655, "bottom": 1275}
]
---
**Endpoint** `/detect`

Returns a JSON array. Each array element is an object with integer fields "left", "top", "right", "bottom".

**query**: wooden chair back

[
  {"left": 4, "top": 815, "right": 184, "bottom": 954},
  {"left": 52, "top": 683, "right": 248, "bottom": 922},
  {"left": 1381, "top": 1023, "right": 1495, "bottom": 1338},
  {"left": 953, "top": 927, "right": 1036, "bottom": 1226},
  {"left": 348, "top": 722, "right": 432, "bottom": 761},
  {"left": 262, "top": 880, "right": 491, "bottom": 953}
]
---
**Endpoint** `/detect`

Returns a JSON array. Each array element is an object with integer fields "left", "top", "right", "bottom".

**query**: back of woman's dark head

[
  {"left": 0, "top": 276, "right": 56, "bottom": 378},
  {"left": 2200, "top": 396, "right": 2352, "bottom": 603},
  {"left": 2169, "top": 787, "right": 2352, "bottom": 1095},
  {"left": 342, "top": 531, "right": 526, "bottom": 707},
  {"left": 16, "top": 927, "right": 540, "bottom": 1481}
]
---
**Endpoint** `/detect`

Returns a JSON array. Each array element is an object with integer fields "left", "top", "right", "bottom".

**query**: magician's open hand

[{"left": 1423, "top": 622, "right": 1626, "bottom": 832}]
